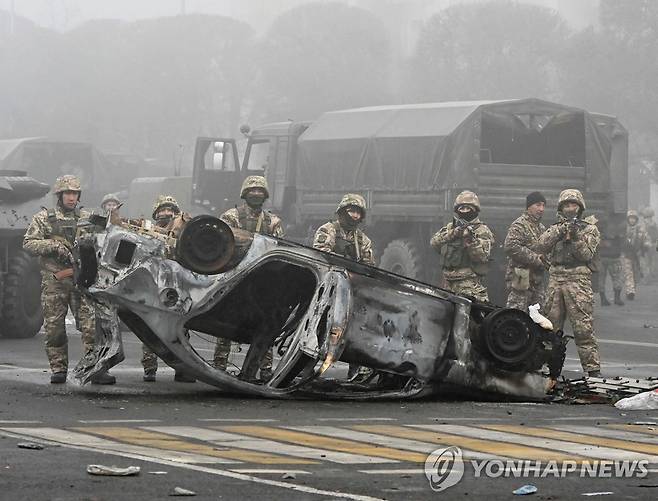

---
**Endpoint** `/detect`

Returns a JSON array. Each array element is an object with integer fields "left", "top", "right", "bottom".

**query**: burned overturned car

[{"left": 74, "top": 215, "right": 566, "bottom": 400}]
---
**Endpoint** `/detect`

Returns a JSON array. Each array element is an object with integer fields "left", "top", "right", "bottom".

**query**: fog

[{"left": 0, "top": 0, "right": 656, "bottom": 207}]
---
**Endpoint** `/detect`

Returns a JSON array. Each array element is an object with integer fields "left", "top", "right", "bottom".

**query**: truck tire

[
  {"left": 2, "top": 251, "right": 43, "bottom": 338},
  {"left": 379, "top": 239, "right": 422, "bottom": 280}
]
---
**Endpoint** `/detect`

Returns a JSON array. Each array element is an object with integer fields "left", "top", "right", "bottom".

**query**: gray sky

[{"left": 4, "top": 0, "right": 599, "bottom": 32}]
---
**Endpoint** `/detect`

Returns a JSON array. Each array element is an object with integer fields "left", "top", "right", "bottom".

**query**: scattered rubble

[{"left": 86, "top": 464, "right": 141, "bottom": 476}]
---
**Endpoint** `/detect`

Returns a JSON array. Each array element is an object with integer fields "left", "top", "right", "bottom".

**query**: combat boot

[
  {"left": 599, "top": 292, "right": 610, "bottom": 306},
  {"left": 91, "top": 371, "right": 116, "bottom": 385},
  {"left": 259, "top": 369, "right": 273, "bottom": 382},
  {"left": 613, "top": 289, "right": 624, "bottom": 306},
  {"left": 50, "top": 372, "right": 67, "bottom": 384},
  {"left": 143, "top": 370, "right": 156, "bottom": 382},
  {"left": 627, "top": 292, "right": 635, "bottom": 300},
  {"left": 587, "top": 370, "right": 602, "bottom": 378}
]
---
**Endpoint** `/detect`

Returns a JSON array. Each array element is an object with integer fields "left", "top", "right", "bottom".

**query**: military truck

[
  {"left": 192, "top": 99, "right": 628, "bottom": 303},
  {"left": 0, "top": 171, "right": 49, "bottom": 338}
]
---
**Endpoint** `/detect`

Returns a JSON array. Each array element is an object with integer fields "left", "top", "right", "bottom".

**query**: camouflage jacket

[
  {"left": 23, "top": 206, "right": 89, "bottom": 274},
  {"left": 643, "top": 217, "right": 658, "bottom": 242},
  {"left": 220, "top": 203, "right": 284, "bottom": 238},
  {"left": 625, "top": 223, "right": 650, "bottom": 255},
  {"left": 504, "top": 212, "right": 546, "bottom": 285},
  {"left": 536, "top": 215, "right": 600, "bottom": 275},
  {"left": 430, "top": 218, "right": 494, "bottom": 279},
  {"left": 313, "top": 221, "right": 375, "bottom": 266}
]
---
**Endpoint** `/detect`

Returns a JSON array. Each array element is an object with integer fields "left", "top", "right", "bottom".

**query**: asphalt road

[{"left": 1, "top": 284, "right": 657, "bottom": 500}]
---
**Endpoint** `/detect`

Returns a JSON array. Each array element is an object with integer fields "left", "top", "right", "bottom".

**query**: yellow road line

[
  {"left": 352, "top": 425, "right": 586, "bottom": 462},
  {"left": 606, "top": 424, "right": 658, "bottom": 437},
  {"left": 481, "top": 425, "right": 658, "bottom": 457},
  {"left": 220, "top": 426, "right": 424, "bottom": 463},
  {"left": 72, "top": 427, "right": 313, "bottom": 465}
]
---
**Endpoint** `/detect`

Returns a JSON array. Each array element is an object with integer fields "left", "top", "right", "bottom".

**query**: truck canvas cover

[{"left": 297, "top": 98, "right": 623, "bottom": 196}]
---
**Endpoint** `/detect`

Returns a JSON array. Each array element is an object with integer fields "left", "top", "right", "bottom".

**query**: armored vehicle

[{"left": 192, "top": 99, "right": 628, "bottom": 303}]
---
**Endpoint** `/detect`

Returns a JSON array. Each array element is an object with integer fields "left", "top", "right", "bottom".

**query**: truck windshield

[{"left": 245, "top": 140, "right": 270, "bottom": 172}]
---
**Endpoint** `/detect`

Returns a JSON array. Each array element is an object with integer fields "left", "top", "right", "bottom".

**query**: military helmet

[
  {"left": 152, "top": 195, "right": 181, "bottom": 220},
  {"left": 641, "top": 206, "right": 655, "bottom": 218},
  {"left": 627, "top": 209, "right": 639, "bottom": 219},
  {"left": 336, "top": 193, "right": 367, "bottom": 217},
  {"left": 558, "top": 189, "right": 586, "bottom": 211},
  {"left": 240, "top": 176, "right": 269, "bottom": 199},
  {"left": 53, "top": 175, "right": 81, "bottom": 194},
  {"left": 453, "top": 190, "right": 480, "bottom": 211},
  {"left": 101, "top": 193, "right": 121, "bottom": 207}
]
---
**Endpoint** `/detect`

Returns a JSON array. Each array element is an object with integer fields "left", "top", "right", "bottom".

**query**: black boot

[
  {"left": 627, "top": 292, "right": 635, "bottom": 300},
  {"left": 91, "top": 371, "right": 116, "bottom": 385},
  {"left": 599, "top": 291, "right": 610, "bottom": 306},
  {"left": 614, "top": 289, "right": 624, "bottom": 306},
  {"left": 50, "top": 372, "right": 67, "bottom": 384}
]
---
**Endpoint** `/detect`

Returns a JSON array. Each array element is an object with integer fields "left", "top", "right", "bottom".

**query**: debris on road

[
  {"left": 281, "top": 472, "right": 297, "bottom": 480},
  {"left": 614, "top": 389, "right": 658, "bottom": 410},
  {"left": 17, "top": 442, "right": 44, "bottom": 450},
  {"left": 170, "top": 487, "right": 197, "bottom": 496},
  {"left": 513, "top": 484, "right": 537, "bottom": 495},
  {"left": 86, "top": 464, "right": 141, "bottom": 476},
  {"left": 581, "top": 493, "right": 614, "bottom": 497},
  {"left": 554, "top": 377, "right": 658, "bottom": 404},
  {"left": 147, "top": 471, "right": 168, "bottom": 475}
]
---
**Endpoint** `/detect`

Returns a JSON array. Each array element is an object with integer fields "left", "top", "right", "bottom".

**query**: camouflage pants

[
  {"left": 213, "top": 338, "right": 273, "bottom": 374},
  {"left": 640, "top": 249, "right": 656, "bottom": 283},
  {"left": 505, "top": 281, "right": 545, "bottom": 312},
  {"left": 142, "top": 331, "right": 191, "bottom": 373},
  {"left": 444, "top": 276, "right": 488, "bottom": 303},
  {"left": 621, "top": 255, "right": 639, "bottom": 296},
  {"left": 544, "top": 272, "right": 600, "bottom": 373},
  {"left": 41, "top": 276, "right": 96, "bottom": 373},
  {"left": 598, "top": 257, "right": 623, "bottom": 292}
]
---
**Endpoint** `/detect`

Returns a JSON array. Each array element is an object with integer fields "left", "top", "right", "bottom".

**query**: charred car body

[{"left": 75, "top": 214, "right": 566, "bottom": 400}]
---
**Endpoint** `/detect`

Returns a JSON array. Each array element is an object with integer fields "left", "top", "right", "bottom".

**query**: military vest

[
  {"left": 331, "top": 221, "right": 364, "bottom": 262},
  {"left": 237, "top": 205, "right": 272, "bottom": 235},
  {"left": 550, "top": 221, "right": 587, "bottom": 267},
  {"left": 47, "top": 207, "right": 81, "bottom": 247},
  {"left": 440, "top": 223, "right": 488, "bottom": 276}
]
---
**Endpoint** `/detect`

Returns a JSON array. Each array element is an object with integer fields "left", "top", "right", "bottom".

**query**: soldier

[
  {"left": 640, "top": 206, "right": 658, "bottom": 281},
  {"left": 536, "top": 189, "right": 602, "bottom": 377},
  {"left": 430, "top": 190, "right": 494, "bottom": 302},
  {"left": 313, "top": 193, "right": 375, "bottom": 380},
  {"left": 504, "top": 191, "right": 548, "bottom": 311},
  {"left": 142, "top": 195, "right": 196, "bottom": 383},
  {"left": 213, "top": 176, "right": 284, "bottom": 380},
  {"left": 598, "top": 218, "right": 625, "bottom": 306},
  {"left": 621, "top": 209, "right": 649, "bottom": 300},
  {"left": 23, "top": 175, "right": 116, "bottom": 385},
  {"left": 100, "top": 193, "right": 121, "bottom": 213}
]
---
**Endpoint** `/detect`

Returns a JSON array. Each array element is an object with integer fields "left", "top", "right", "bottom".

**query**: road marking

[
  {"left": 425, "top": 424, "right": 658, "bottom": 462},
  {"left": 479, "top": 424, "right": 658, "bottom": 458},
  {"left": 426, "top": 417, "right": 506, "bottom": 421},
  {"left": 315, "top": 418, "right": 397, "bottom": 422},
  {"left": 552, "top": 425, "right": 658, "bottom": 445},
  {"left": 198, "top": 418, "right": 279, "bottom": 423},
  {"left": 607, "top": 424, "right": 658, "bottom": 437},
  {"left": 360, "top": 469, "right": 425, "bottom": 475},
  {"left": 229, "top": 469, "right": 312, "bottom": 475},
  {"left": 598, "top": 339, "right": 658, "bottom": 349},
  {"left": 145, "top": 426, "right": 389, "bottom": 464},
  {"left": 548, "top": 417, "right": 620, "bottom": 421},
  {"left": 78, "top": 419, "right": 162, "bottom": 424},
  {"left": 289, "top": 425, "right": 503, "bottom": 461},
  {"left": 74, "top": 427, "right": 313, "bottom": 465},
  {"left": 0, "top": 427, "right": 234, "bottom": 464},
  {"left": 0, "top": 420, "right": 42, "bottom": 424},
  {"left": 220, "top": 426, "right": 422, "bottom": 463},
  {"left": 0, "top": 429, "right": 383, "bottom": 501},
  {"left": 354, "top": 425, "right": 585, "bottom": 462}
]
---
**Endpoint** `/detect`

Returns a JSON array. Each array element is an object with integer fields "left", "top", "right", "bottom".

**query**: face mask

[
  {"left": 156, "top": 214, "right": 173, "bottom": 227},
  {"left": 456, "top": 209, "right": 477, "bottom": 222},
  {"left": 245, "top": 194, "right": 266, "bottom": 208},
  {"left": 561, "top": 207, "right": 579, "bottom": 219},
  {"left": 338, "top": 210, "right": 359, "bottom": 230}
]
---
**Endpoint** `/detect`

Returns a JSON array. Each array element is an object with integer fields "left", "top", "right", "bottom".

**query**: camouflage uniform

[
  {"left": 142, "top": 195, "right": 183, "bottom": 376},
  {"left": 213, "top": 177, "right": 284, "bottom": 376},
  {"left": 504, "top": 212, "right": 547, "bottom": 311},
  {"left": 100, "top": 193, "right": 121, "bottom": 213},
  {"left": 640, "top": 207, "right": 658, "bottom": 281},
  {"left": 597, "top": 218, "right": 624, "bottom": 306},
  {"left": 22, "top": 175, "right": 96, "bottom": 375},
  {"left": 430, "top": 191, "right": 494, "bottom": 302},
  {"left": 312, "top": 194, "right": 375, "bottom": 266},
  {"left": 313, "top": 194, "right": 375, "bottom": 380},
  {"left": 536, "top": 189, "right": 601, "bottom": 374},
  {"left": 621, "top": 210, "right": 649, "bottom": 298}
]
